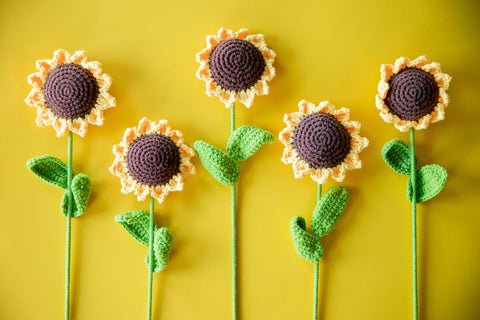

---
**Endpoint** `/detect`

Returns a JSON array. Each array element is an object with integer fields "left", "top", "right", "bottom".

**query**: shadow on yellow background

[{"left": 1, "top": 0, "right": 479, "bottom": 319}]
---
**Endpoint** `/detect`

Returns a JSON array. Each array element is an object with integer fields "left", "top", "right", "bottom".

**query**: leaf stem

[
  {"left": 410, "top": 128, "right": 418, "bottom": 320},
  {"left": 65, "top": 131, "right": 73, "bottom": 320},
  {"left": 313, "top": 183, "right": 322, "bottom": 320},
  {"left": 231, "top": 103, "right": 237, "bottom": 320},
  {"left": 147, "top": 196, "right": 155, "bottom": 320}
]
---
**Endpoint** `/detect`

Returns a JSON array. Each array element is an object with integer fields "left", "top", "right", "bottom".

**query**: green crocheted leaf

[
  {"left": 311, "top": 186, "right": 349, "bottom": 238},
  {"left": 290, "top": 216, "right": 323, "bottom": 263},
  {"left": 115, "top": 211, "right": 156, "bottom": 246},
  {"left": 61, "top": 174, "right": 91, "bottom": 218},
  {"left": 26, "top": 155, "right": 69, "bottom": 189},
  {"left": 382, "top": 139, "right": 416, "bottom": 175},
  {"left": 407, "top": 164, "right": 448, "bottom": 203},
  {"left": 145, "top": 227, "right": 173, "bottom": 273},
  {"left": 226, "top": 126, "right": 275, "bottom": 161},
  {"left": 193, "top": 141, "right": 240, "bottom": 186}
]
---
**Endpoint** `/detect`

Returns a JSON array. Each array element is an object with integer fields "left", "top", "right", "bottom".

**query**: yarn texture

[
  {"left": 385, "top": 68, "right": 438, "bottom": 121},
  {"left": 209, "top": 38, "right": 266, "bottom": 92},
  {"left": 226, "top": 125, "right": 275, "bottom": 161},
  {"left": 382, "top": 139, "right": 417, "bottom": 175},
  {"left": 311, "top": 186, "right": 349, "bottom": 238},
  {"left": 194, "top": 141, "right": 240, "bottom": 186},
  {"left": 407, "top": 164, "right": 447, "bottom": 203},
  {"left": 43, "top": 63, "right": 99, "bottom": 120},
  {"left": 290, "top": 216, "right": 323, "bottom": 263},
  {"left": 61, "top": 173, "right": 91, "bottom": 218}
]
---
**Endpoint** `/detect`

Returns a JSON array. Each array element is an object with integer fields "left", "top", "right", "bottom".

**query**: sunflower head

[
  {"left": 25, "top": 49, "right": 116, "bottom": 137},
  {"left": 196, "top": 28, "right": 276, "bottom": 108},
  {"left": 376, "top": 56, "right": 451, "bottom": 131},
  {"left": 110, "top": 118, "right": 196, "bottom": 203},
  {"left": 279, "top": 100, "right": 369, "bottom": 184}
]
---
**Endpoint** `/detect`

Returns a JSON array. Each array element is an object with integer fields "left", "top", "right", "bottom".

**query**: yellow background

[{"left": 1, "top": 0, "right": 479, "bottom": 319}]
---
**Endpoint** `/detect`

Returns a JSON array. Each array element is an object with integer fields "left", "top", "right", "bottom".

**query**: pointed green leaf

[
  {"left": 145, "top": 228, "right": 173, "bottom": 273},
  {"left": 61, "top": 174, "right": 91, "bottom": 218},
  {"left": 115, "top": 211, "right": 155, "bottom": 246},
  {"left": 311, "top": 186, "right": 349, "bottom": 238},
  {"left": 193, "top": 141, "right": 240, "bottom": 186},
  {"left": 226, "top": 125, "right": 275, "bottom": 161},
  {"left": 290, "top": 216, "right": 323, "bottom": 263},
  {"left": 407, "top": 164, "right": 447, "bottom": 203},
  {"left": 382, "top": 139, "right": 416, "bottom": 175},
  {"left": 26, "top": 155, "right": 69, "bottom": 189}
]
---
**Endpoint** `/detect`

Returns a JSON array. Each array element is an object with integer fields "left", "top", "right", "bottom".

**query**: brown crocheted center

[
  {"left": 293, "top": 113, "right": 351, "bottom": 169},
  {"left": 385, "top": 68, "right": 439, "bottom": 121},
  {"left": 126, "top": 134, "right": 181, "bottom": 187},
  {"left": 209, "top": 38, "right": 266, "bottom": 92},
  {"left": 43, "top": 63, "right": 99, "bottom": 119}
]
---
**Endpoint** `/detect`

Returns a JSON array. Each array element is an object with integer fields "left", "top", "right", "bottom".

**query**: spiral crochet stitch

[
  {"left": 385, "top": 67, "right": 439, "bottom": 121},
  {"left": 293, "top": 113, "right": 351, "bottom": 169},
  {"left": 126, "top": 134, "right": 181, "bottom": 187},
  {"left": 209, "top": 38, "right": 266, "bottom": 92},
  {"left": 43, "top": 63, "right": 99, "bottom": 120}
]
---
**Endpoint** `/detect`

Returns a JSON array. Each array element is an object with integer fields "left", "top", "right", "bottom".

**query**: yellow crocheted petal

[
  {"left": 379, "top": 108, "right": 395, "bottom": 123},
  {"left": 434, "top": 73, "right": 452, "bottom": 90},
  {"left": 69, "top": 119, "right": 88, "bottom": 137},
  {"left": 35, "top": 106, "right": 53, "bottom": 126},
  {"left": 168, "top": 174, "right": 184, "bottom": 192},
  {"left": 218, "top": 27, "right": 235, "bottom": 40},
  {"left": 152, "top": 119, "right": 170, "bottom": 135},
  {"left": 332, "top": 107, "right": 350, "bottom": 122},
  {"left": 410, "top": 55, "right": 429, "bottom": 68},
  {"left": 196, "top": 63, "right": 211, "bottom": 80},
  {"left": 96, "top": 92, "right": 116, "bottom": 110},
  {"left": 310, "top": 169, "right": 330, "bottom": 184},
  {"left": 28, "top": 72, "right": 44, "bottom": 89},
  {"left": 394, "top": 57, "right": 411, "bottom": 73},
  {"left": 430, "top": 104, "right": 446, "bottom": 123},
  {"left": 281, "top": 145, "right": 297, "bottom": 165},
  {"left": 253, "top": 80, "right": 269, "bottom": 95},
  {"left": 380, "top": 64, "right": 394, "bottom": 81},
  {"left": 52, "top": 118, "right": 69, "bottom": 137},
  {"left": 85, "top": 107, "right": 104, "bottom": 126},
  {"left": 279, "top": 127, "right": 293, "bottom": 145},
  {"left": 394, "top": 119, "right": 413, "bottom": 132},
  {"left": 52, "top": 49, "right": 70, "bottom": 66},
  {"left": 219, "top": 91, "right": 237, "bottom": 108},
  {"left": 97, "top": 73, "right": 112, "bottom": 91},
  {"left": 120, "top": 177, "right": 136, "bottom": 194},
  {"left": 316, "top": 100, "right": 334, "bottom": 113},
  {"left": 344, "top": 153, "right": 362, "bottom": 170},
  {"left": 345, "top": 120, "right": 361, "bottom": 135},
  {"left": 68, "top": 50, "right": 88, "bottom": 64},
  {"left": 421, "top": 62, "right": 442, "bottom": 75},
  {"left": 331, "top": 166, "right": 347, "bottom": 182},
  {"left": 138, "top": 117, "right": 154, "bottom": 134},
  {"left": 205, "top": 79, "right": 217, "bottom": 96},
  {"left": 238, "top": 91, "right": 255, "bottom": 108},
  {"left": 36, "top": 59, "right": 53, "bottom": 73},
  {"left": 284, "top": 113, "right": 300, "bottom": 127},
  {"left": 262, "top": 47, "right": 276, "bottom": 61},
  {"left": 438, "top": 88, "right": 450, "bottom": 106},
  {"left": 292, "top": 159, "right": 310, "bottom": 178},
  {"left": 151, "top": 186, "right": 168, "bottom": 204},
  {"left": 377, "top": 80, "right": 390, "bottom": 99},
  {"left": 123, "top": 127, "right": 139, "bottom": 144},
  {"left": 25, "top": 88, "right": 43, "bottom": 107},
  {"left": 206, "top": 35, "right": 219, "bottom": 49},
  {"left": 84, "top": 61, "right": 103, "bottom": 77},
  {"left": 263, "top": 63, "right": 275, "bottom": 79},
  {"left": 181, "top": 158, "right": 196, "bottom": 175},
  {"left": 134, "top": 184, "right": 150, "bottom": 201},
  {"left": 413, "top": 115, "right": 432, "bottom": 130},
  {"left": 112, "top": 143, "right": 127, "bottom": 158},
  {"left": 168, "top": 129, "right": 184, "bottom": 144},
  {"left": 236, "top": 29, "right": 249, "bottom": 39},
  {"left": 246, "top": 34, "right": 265, "bottom": 45}
]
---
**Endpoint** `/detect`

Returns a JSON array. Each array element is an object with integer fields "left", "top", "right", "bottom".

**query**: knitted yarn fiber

[
  {"left": 126, "top": 134, "right": 181, "bottom": 187},
  {"left": 385, "top": 67, "right": 439, "bottom": 121},
  {"left": 209, "top": 38, "right": 266, "bottom": 92},
  {"left": 43, "top": 63, "right": 99, "bottom": 120},
  {"left": 293, "top": 113, "right": 352, "bottom": 169}
]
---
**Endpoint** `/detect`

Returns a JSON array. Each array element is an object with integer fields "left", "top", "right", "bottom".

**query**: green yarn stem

[
  {"left": 410, "top": 128, "right": 418, "bottom": 320},
  {"left": 64, "top": 131, "right": 73, "bottom": 320},
  {"left": 147, "top": 196, "right": 155, "bottom": 320},
  {"left": 231, "top": 104, "right": 238, "bottom": 320},
  {"left": 313, "top": 183, "right": 322, "bottom": 320}
]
